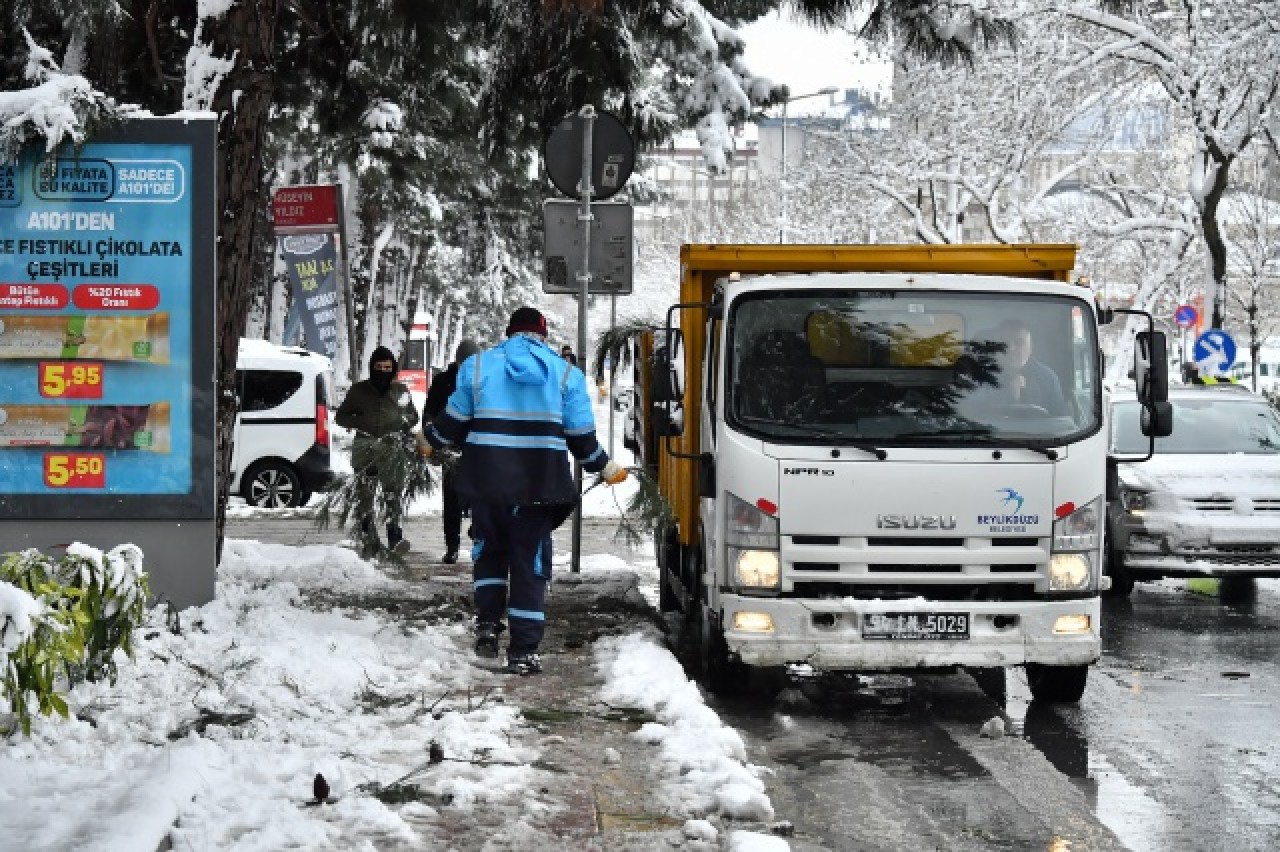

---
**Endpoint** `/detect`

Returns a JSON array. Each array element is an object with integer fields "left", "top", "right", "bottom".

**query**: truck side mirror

[
  {"left": 1134, "top": 331, "right": 1173, "bottom": 437},
  {"left": 652, "top": 330, "right": 684, "bottom": 401},
  {"left": 651, "top": 330, "right": 685, "bottom": 436}
]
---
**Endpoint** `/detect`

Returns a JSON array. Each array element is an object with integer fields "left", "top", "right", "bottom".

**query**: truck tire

[
  {"left": 968, "top": 666, "right": 1007, "bottom": 703},
  {"left": 1025, "top": 663, "right": 1088, "bottom": 703},
  {"left": 1104, "top": 547, "right": 1135, "bottom": 597},
  {"left": 657, "top": 527, "right": 682, "bottom": 613}
]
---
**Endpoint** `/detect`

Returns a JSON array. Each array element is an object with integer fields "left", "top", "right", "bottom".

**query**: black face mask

[{"left": 370, "top": 371, "right": 394, "bottom": 393}]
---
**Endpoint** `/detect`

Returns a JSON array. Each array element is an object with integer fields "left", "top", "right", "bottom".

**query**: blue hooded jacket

[{"left": 425, "top": 334, "right": 609, "bottom": 507}]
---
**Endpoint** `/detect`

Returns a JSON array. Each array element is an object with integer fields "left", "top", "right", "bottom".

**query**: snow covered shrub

[
  {"left": 0, "top": 544, "right": 150, "bottom": 735},
  {"left": 59, "top": 544, "right": 150, "bottom": 684}
]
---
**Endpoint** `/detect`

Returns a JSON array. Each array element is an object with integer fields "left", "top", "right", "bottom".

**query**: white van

[{"left": 232, "top": 338, "right": 334, "bottom": 508}]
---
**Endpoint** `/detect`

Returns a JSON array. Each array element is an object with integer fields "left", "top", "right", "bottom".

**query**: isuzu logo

[{"left": 876, "top": 514, "right": 958, "bottom": 530}]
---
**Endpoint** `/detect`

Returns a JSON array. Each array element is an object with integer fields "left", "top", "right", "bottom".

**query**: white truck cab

[{"left": 642, "top": 245, "right": 1170, "bottom": 702}]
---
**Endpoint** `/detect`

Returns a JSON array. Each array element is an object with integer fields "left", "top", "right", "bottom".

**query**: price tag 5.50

[
  {"left": 44, "top": 452, "right": 107, "bottom": 489},
  {"left": 39, "top": 362, "right": 104, "bottom": 399}
]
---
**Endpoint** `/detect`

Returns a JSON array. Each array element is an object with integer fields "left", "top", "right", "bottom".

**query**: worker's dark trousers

[
  {"left": 441, "top": 469, "right": 463, "bottom": 552},
  {"left": 470, "top": 503, "right": 555, "bottom": 654}
]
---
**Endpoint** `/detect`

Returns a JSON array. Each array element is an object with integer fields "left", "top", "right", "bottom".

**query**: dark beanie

[{"left": 506, "top": 307, "right": 547, "bottom": 338}]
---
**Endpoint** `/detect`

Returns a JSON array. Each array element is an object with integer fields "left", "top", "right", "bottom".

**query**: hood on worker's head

[
  {"left": 503, "top": 334, "right": 558, "bottom": 386},
  {"left": 368, "top": 345, "right": 399, "bottom": 393},
  {"left": 368, "top": 346, "right": 399, "bottom": 376}
]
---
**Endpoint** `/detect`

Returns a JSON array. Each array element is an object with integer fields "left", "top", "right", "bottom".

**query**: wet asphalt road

[
  {"left": 704, "top": 578, "right": 1280, "bottom": 851},
  {"left": 228, "top": 513, "right": 1280, "bottom": 851}
]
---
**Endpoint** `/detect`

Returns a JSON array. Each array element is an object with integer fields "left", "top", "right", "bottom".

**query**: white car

[
  {"left": 231, "top": 339, "right": 335, "bottom": 508},
  {"left": 1106, "top": 384, "right": 1280, "bottom": 594}
]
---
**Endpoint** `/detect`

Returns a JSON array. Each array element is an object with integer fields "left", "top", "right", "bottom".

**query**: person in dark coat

[
  {"left": 335, "top": 346, "right": 419, "bottom": 556},
  {"left": 422, "top": 339, "right": 482, "bottom": 563},
  {"left": 420, "top": 307, "right": 628, "bottom": 675}
]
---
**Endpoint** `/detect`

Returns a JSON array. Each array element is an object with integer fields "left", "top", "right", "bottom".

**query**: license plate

[{"left": 862, "top": 612, "right": 970, "bottom": 640}]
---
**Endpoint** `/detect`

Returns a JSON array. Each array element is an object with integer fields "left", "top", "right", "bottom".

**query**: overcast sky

[{"left": 738, "top": 11, "right": 892, "bottom": 113}]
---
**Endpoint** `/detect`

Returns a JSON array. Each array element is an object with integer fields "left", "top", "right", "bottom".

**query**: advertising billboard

[{"left": 0, "top": 119, "right": 216, "bottom": 521}]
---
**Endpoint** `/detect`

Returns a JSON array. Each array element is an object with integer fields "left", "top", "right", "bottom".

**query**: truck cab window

[{"left": 727, "top": 291, "right": 1099, "bottom": 447}]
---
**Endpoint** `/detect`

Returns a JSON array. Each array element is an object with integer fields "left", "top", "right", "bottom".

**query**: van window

[{"left": 239, "top": 369, "right": 304, "bottom": 412}]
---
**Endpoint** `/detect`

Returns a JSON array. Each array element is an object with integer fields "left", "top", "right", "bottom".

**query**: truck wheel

[
  {"left": 696, "top": 603, "right": 750, "bottom": 696},
  {"left": 1025, "top": 663, "right": 1088, "bottom": 703},
  {"left": 243, "top": 461, "right": 305, "bottom": 509},
  {"left": 968, "top": 666, "right": 1007, "bottom": 703},
  {"left": 657, "top": 527, "right": 681, "bottom": 613}
]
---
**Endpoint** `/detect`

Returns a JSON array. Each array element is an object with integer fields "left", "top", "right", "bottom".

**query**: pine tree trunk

[{"left": 205, "top": 1, "right": 279, "bottom": 562}]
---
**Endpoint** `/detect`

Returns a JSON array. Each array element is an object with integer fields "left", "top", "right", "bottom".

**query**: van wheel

[
  {"left": 1026, "top": 663, "right": 1088, "bottom": 703},
  {"left": 243, "top": 462, "right": 304, "bottom": 509}
]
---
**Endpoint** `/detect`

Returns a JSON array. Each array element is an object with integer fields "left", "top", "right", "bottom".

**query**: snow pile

[
  {"left": 595, "top": 633, "right": 779, "bottom": 825},
  {"left": 0, "top": 539, "right": 542, "bottom": 850},
  {"left": 0, "top": 581, "right": 42, "bottom": 655}
]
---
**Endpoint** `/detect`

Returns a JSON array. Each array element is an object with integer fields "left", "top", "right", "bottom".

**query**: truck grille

[
  {"left": 1189, "top": 497, "right": 1234, "bottom": 512},
  {"left": 783, "top": 534, "right": 1048, "bottom": 597}
]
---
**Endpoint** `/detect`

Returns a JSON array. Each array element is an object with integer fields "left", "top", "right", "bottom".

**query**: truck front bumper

[{"left": 721, "top": 594, "right": 1100, "bottom": 670}]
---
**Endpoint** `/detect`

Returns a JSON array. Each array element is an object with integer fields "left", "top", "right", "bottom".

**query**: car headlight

[
  {"left": 1121, "top": 488, "right": 1151, "bottom": 513},
  {"left": 732, "top": 548, "right": 781, "bottom": 589},
  {"left": 1049, "top": 553, "right": 1091, "bottom": 591},
  {"left": 1053, "top": 497, "right": 1100, "bottom": 552}
]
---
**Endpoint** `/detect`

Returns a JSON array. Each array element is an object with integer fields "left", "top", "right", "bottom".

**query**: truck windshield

[{"left": 727, "top": 290, "right": 1100, "bottom": 446}]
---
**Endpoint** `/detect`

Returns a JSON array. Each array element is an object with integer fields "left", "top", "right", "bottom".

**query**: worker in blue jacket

[{"left": 421, "top": 306, "right": 627, "bottom": 675}]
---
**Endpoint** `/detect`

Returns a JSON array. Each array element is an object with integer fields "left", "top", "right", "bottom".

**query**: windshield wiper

[
  {"left": 895, "top": 428, "right": 1059, "bottom": 459},
  {"left": 737, "top": 415, "right": 887, "bottom": 459}
]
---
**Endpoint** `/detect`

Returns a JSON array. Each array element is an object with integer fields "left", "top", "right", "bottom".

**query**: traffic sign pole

[{"left": 570, "top": 106, "right": 596, "bottom": 576}]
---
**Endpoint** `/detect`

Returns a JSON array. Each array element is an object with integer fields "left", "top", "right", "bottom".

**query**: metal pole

[
  {"left": 335, "top": 184, "right": 360, "bottom": 382},
  {"left": 778, "top": 100, "right": 788, "bottom": 244},
  {"left": 571, "top": 106, "right": 596, "bottom": 575},
  {"left": 607, "top": 292, "right": 616, "bottom": 455}
]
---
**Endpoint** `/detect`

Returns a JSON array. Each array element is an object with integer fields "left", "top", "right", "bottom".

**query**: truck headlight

[
  {"left": 1053, "top": 497, "right": 1100, "bottom": 552},
  {"left": 732, "top": 548, "right": 780, "bottom": 589},
  {"left": 1049, "top": 553, "right": 1091, "bottom": 591}
]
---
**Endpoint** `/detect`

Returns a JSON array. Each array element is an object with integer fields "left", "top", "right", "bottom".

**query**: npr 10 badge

[{"left": 43, "top": 452, "right": 106, "bottom": 489}]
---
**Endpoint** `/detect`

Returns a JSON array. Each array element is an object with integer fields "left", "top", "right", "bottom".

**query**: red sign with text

[
  {"left": 72, "top": 284, "right": 161, "bottom": 311},
  {"left": 43, "top": 452, "right": 107, "bottom": 489},
  {"left": 272, "top": 185, "right": 340, "bottom": 232},
  {"left": 0, "top": 283, "right": 69, "bottom": 310},
  {"left": 39, "top": 362, "right": 104, "bottom": 399}
]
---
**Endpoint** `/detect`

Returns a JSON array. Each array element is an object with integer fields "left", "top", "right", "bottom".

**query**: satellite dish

[{"left": 543, "top": 110, "right": 635, "bottom": 201}]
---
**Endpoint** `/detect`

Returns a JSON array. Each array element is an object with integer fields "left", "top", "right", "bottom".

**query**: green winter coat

[{"left": 336, "top": 379, "right": 419, "bottom": 469}]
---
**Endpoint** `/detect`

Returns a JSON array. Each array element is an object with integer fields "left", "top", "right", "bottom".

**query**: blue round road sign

[
  {"left": 1174, "top": 304, "right": 1198, "bottom": 328},
  {"left": 1192, "top": 329, "right": 1237, "bottom": 374}
]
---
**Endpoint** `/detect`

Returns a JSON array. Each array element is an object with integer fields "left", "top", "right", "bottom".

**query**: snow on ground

[
  {"left": 0, "top": 531, "right": 769, "bottom": 850},
  {"left": 0, "top": 540, "right": 539, "bottom": 851},
  {"left": 594, "top": 634, "right": 781, "bottom": 830}
]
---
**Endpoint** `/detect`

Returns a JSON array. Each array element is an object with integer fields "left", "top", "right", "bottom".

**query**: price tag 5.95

[
  {"left": 39, "top": 362, "right": 104, "bottom": 399},
  {"left": 44, "top": 452, "right": 106, "bottom": 488}
]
